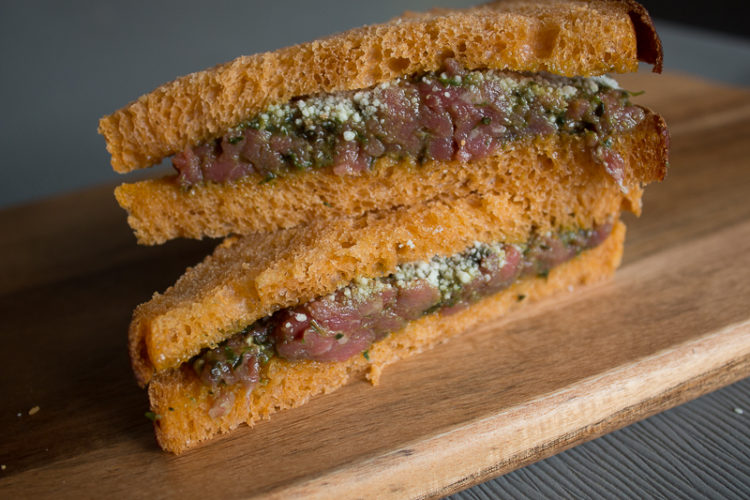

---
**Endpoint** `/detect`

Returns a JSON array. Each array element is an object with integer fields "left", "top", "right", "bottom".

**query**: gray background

[
  {"left": 1, "top": 0, "right": 749, "bottom": 209},
  {"left": 1, "top": 1, "right": 749, "bottom": 498}
]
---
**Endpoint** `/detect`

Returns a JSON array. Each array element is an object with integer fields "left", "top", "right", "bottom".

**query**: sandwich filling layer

[
  {"left": 191, "top": 222, "right": 612, "bottom": 416},
  {"left": 173, "top": 60, "right": 644, "bottom": 190}
]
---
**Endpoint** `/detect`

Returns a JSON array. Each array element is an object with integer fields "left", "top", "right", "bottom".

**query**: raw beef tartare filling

[
  {"left": 191, "top": 222, "right": 613, "bottom": 409},
  {"left": 173, "top": 59, "right": 644, "bottom": 189}
]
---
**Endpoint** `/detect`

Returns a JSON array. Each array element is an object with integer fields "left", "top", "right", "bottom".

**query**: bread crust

[
  {"left": 99, "top": 0, "right": 662, "bottom": 173},
  {"left": 148, "top": 220, "right": 626, "bottom": 454},
  {"left": 115, "top": 110, "right": 667, "bottom": 245}
]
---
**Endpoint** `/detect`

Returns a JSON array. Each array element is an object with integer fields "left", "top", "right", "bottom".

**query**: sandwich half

[{"left": 99, "top": 0, "right": 663, "bottom": 245}]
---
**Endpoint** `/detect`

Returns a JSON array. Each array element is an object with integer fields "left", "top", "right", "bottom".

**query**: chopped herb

[
  {"left": 322, "top": 201, "right": 332, "bottom": 207},
  {"left": 481, "top": 116, "right": 492, "bottom": 125},
  {"left": 285, "top": 152, "right": 306, "bottom": 169},
  {"left": 626, "top": 90, "right": 645, "bottom": 97},
  {"left": 602, "top": 136, "right": 614, "bottom": 148},
  {"left": 517, "top": 294, "right": 526, "bottom": 302},
  {"left": 438, "top": 75, "right": 462, "bottom": 86},
  {"left": 168, "top": 407, "right": 175, "bottom": 412},
  {"left": 422, "top": 303, "right": 443, "bottom": 316},
  {"left": 363, "top": 350, "right": 370, "bottom": 361},
  {"left": 259, "top": 172, "right": 276, "bottom": 184},
  {"left": 538, "top": 270, "right": 550, "bottom": 279},
  {"left": 227, "top": 136, "right": 243, "bottom": 144},
  {"left": 335, "top": 333, "right": 344, "bottom": 339},
  {"left": 145, "top": 411, "right": 162, "bottom": 422}
]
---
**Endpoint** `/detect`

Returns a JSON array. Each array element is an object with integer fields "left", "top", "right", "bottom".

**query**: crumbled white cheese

[
  {"left": 583, "top": 79, "right": 599, "bottom": 94},
  {"left": 591, "top": 75, "right": 620, "bottom": 90},
  {"left": 456, "top": 270, "right": 472, "bottom": 284},
  {"left": 560, "top": 85, "right": 578, "bottom": 99},
  {"left": 248, "top": 66, "right": 620, "bottom": 136},
  {"left": 391, "top": 241, "right": 506, "bottom": 302}
]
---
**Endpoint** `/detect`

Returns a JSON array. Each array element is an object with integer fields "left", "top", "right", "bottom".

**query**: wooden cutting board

[{"left": 1, "top": 72, "right": 749, "bottom": 498}]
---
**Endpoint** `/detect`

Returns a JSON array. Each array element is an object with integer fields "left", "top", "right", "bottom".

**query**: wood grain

[
  {"left": 448, "top": 377, "right": 750, "bottom": 498},
  {"left": 0, "top": 72, "right": 749, "bottom": 498}
]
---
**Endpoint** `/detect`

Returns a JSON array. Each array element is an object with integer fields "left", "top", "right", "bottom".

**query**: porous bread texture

[
  {"left": 99, "top": 0, "right": 662, "bottom": 173},
  {"left": 149, "top": 221, "right": 626, "bottom": 453},
  {"left": 115, "top": 110, "right": 667, "bottom": 244},
  {"left": 129, "top": 153, "right": 636, "bottom": 387}
]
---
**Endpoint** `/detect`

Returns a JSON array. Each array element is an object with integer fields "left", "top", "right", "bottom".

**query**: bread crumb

[
  {"left": 29, "top": 406, "right": 40, "bottom": 416},
  {"left": 366, "top": 363, "right": 383, "bottom": 385},
  {"left": 734, "top": 407, "right": 744, "bottom": 415}
]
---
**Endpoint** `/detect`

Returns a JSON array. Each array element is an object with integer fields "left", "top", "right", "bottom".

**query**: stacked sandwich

[{"left": 100, "top": 0, "right": 668, "bottom": 453}]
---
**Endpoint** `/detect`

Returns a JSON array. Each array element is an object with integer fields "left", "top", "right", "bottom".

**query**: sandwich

[
  {"left": 100, "top": 0, "right": 668, "bottom": 453},
  {"left": 99, "top": 0, "right": 662, "bottom": 245}
]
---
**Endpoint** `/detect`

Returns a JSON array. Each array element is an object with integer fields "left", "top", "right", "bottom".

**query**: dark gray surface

[
  {"left": 0, "top": 0, "right": 476, "bottom": 209},
  {"left": 450, "top": 378, "right": 750, "bottom": 499},
  {"left": 1, "top": 1, "right": 749, "bottom": 498}
]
